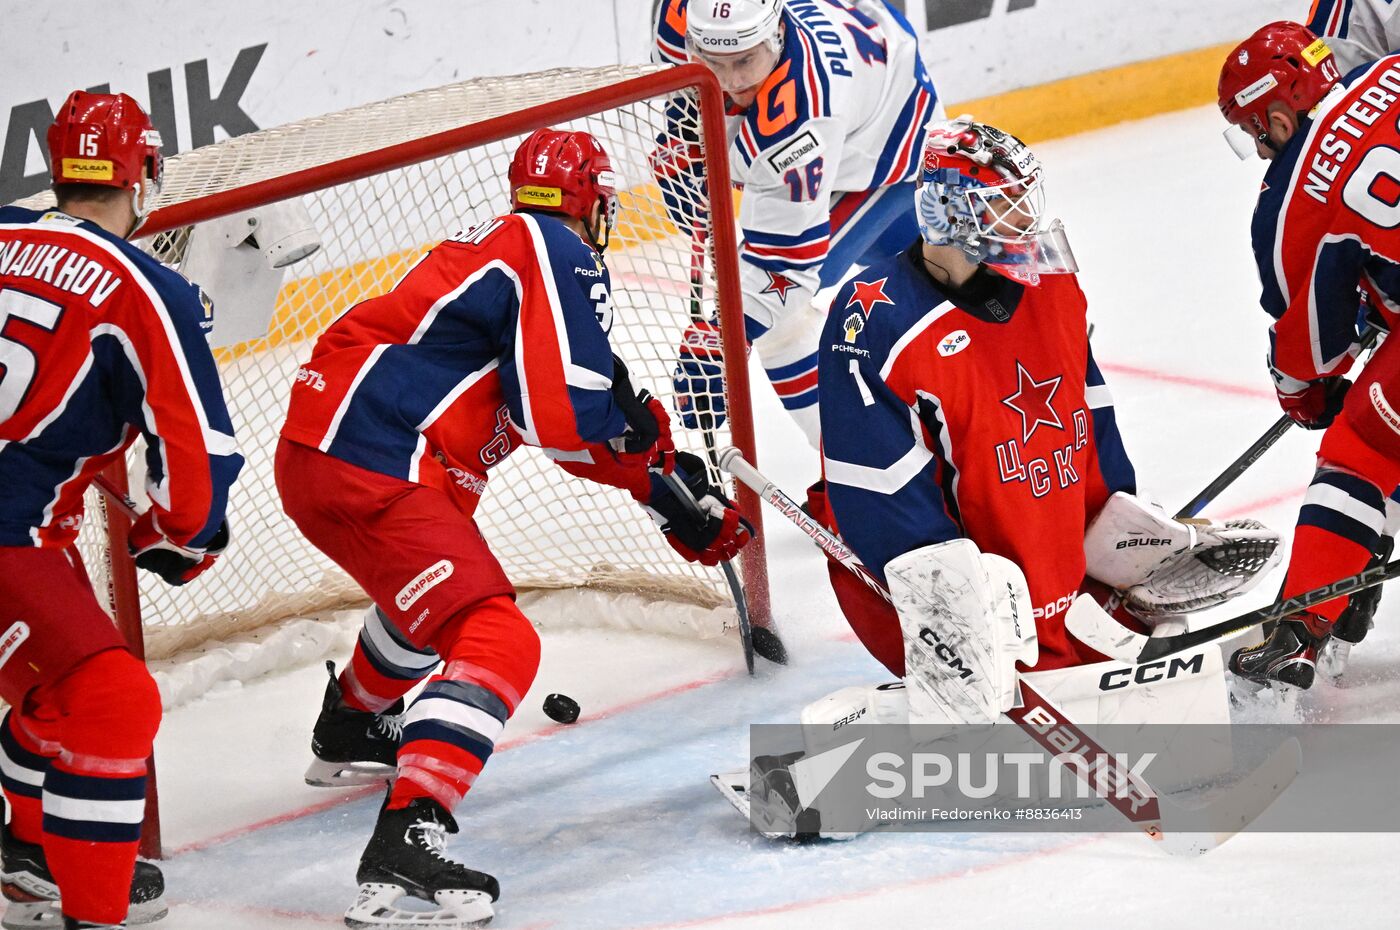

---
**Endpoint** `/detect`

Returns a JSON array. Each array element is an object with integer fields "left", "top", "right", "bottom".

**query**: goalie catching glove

[
  {"left": 128, "top": 513, "right": 229, "bottom": 586},
  {"left": 1084, "top": 492, "right": 1280, "bottom": 620}
]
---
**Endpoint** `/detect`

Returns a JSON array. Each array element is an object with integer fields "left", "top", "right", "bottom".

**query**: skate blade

[
  {"left": 0, "top": 882, "right": 165, "bottom": 928},
  {"left": 345, "top": 882, "right": 493, "bottom": 929},
  {"left": 305, "top": 757, "right": 396, "bottom": 788},
  {"left": 1317, "top": 639, "right": 1352, "bottom": 682}
]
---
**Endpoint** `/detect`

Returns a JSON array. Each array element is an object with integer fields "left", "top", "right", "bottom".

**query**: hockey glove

[
  {"left": 672, "top": 319, "right": 727, "bottom": 431},
  {"left": 610, "top": 355, "right": 676, "bottom": 473},
  {"left": 651, "top": 95, "right": 709, "bottom": 238},
  {"left": 129, "top": 514, "right": 229, "bottom": 586},
  {"left": 645, "top": 451, "right": 754, "bottom": 566},
  {"left": 1272, "top": 365, "right": 1351, "bottom": 430}
]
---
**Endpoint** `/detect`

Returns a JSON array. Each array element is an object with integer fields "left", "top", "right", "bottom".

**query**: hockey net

[{"left": 16, "top": 64, "right": 768, "bottom": 670}]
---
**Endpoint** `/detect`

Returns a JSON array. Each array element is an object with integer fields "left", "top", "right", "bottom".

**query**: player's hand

[
  {"left": 672, "top": 319, "right": 727, "bottom": 431},
  {"left": 610, "top": 356, "right": 676, "bottom": 473},
  {"left": 1272, "top": 366, "right": 1351, "bottom": 430},
  {"left": 128, "top": 514, "right": 229, "bottom": 586},
  {"left": 651, "top": 96, "right": 709, "bottom": 237},
  {"left": 646, "top": 452, "right": 754, "bottom": 566}
]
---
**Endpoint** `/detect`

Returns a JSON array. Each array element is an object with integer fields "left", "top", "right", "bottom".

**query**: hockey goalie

[{"left": 718, "top": 119, "right": 1284, "bottom": 837}]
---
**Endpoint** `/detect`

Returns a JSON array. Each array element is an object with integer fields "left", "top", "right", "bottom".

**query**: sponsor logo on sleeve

[
  {"left": 396, "top": 559, "right": 455, "bottom": 611},
  {"left": 0, "top": 621, "right": 30, "bottom": 670},
  {"left": 766, "top": 130, "right": 823, "bottom": 174}
]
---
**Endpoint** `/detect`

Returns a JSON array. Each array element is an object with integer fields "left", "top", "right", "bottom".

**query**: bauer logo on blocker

[{"left": 397, "top": 559, "right": 454, "bottom": 611}]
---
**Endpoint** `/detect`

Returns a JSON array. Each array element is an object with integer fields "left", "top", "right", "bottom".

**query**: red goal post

[{"left": 13, "top": 63, "right": 775, "bottom": 853}]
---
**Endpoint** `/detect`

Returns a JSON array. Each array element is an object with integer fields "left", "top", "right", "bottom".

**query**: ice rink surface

[{"left": 84, "top": 105, "right": 1400, "bottom": 928}]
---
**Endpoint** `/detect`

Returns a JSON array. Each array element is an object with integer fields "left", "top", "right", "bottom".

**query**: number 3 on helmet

[
  {"left": 508, "top": 128, "right": 620, "bottom": 252},
  {"left": 47, "top": 90, "right": 164, "bottom": 226}
]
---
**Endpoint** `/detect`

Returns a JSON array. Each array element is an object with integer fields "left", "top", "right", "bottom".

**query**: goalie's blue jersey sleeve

[{"left": 818, "top": 246, "right": 1136, "bottom": 641}]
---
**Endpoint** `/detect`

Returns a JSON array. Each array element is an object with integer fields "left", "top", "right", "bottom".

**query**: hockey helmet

[
  {"left": 1218, "top": 21, "right": 1341, "bottom": 159},
  {"left": 508, "top": 128, "right": 619, "bottom": 249},
  {"left": 48, "top": 91, "right": 163, "bottom": 207},
  {"left": 915, "top": 117, "right": 1077, "bottom": 286},
  {"left": 685, "top": 0, "right": 784, "bottom": 56}
]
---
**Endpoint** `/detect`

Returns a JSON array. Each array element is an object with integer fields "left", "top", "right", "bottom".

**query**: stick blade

[{"left": 1156, "top": 737, "right": 1301, "bottom": 855}]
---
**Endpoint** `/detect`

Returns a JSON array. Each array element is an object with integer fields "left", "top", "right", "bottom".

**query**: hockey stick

[
  {"left": 94, "top": 473, "right": 140, "bottom": 521},
  {"left": 1175, "top": 328, "right": 1381, "bottom": 519},
  {"left": 718, "top": 447, "right": 1300, "bottom": 854},
  {"left": 686, "top": 236, "right": 788, "bottom": 667},
  {"left": 658, "top": 469, "right": 756, "bottom": 675},
  {"left": 1068, "top": 558, "right": 1400, "bottom": 666}
]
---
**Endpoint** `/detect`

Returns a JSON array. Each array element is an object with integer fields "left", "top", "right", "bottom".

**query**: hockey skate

[
  {"left": 344, "top": 796, "right": 498, "bottom": 929},
  {"left": 306, "top": 661, "right": 405, "bottom": 788},
  {"left": 0, "top": 823, "right": 166, "bottom": 929},
  {"left": 1319, "top": 540, "right": 1391, "bottom": 680},
  {"left": 1230, "top": 616, "right": 1326, "bottom": 691},
  {"left": 711, "top": 752, "right": 842, "bottom": 842}
]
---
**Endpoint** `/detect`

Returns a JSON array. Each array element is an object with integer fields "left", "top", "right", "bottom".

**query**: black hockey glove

[
  {"left": 129, "top": 516, "right": 229, "bottom": 586},
  {"left": 645, "top": 452, "right": 754, "bottom": 566},
  {"left": 611, "top": 355, "right": 676, "bottom": 472}
]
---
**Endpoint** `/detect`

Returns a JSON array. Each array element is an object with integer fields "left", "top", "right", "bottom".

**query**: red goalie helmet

[
  {"left": 47, "top": 90, "right": 163, "bottom": 194},
  {"left": 1218, "top": 21, "right": 1341, "bottom": 158},
  {"left": 508, "top": 128, "right": 619, "bottom": 245}
]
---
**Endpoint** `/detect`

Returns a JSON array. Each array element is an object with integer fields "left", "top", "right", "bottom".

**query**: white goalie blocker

[{"left": 178, "top": 200, "right": 324, "bottom": 348}]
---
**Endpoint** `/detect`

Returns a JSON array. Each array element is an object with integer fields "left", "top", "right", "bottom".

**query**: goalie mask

[{"left": 915, "top": 117, "right": 1077, "bottom": 286}]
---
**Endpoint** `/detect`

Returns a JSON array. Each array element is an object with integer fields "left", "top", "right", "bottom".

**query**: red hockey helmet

[
  {"left": 47, "top": 90, "right": 163, "bottom": 195},
  {"left": 508, "top": 128, "right": 619, "bottom": 247},
  {"left": 1218, "top": 22, "right": 1341, "bottom": 158}
]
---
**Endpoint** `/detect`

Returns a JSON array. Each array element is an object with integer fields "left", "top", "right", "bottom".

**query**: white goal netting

[{"left": 16, "top": 65, "right": 754, "bottom": 662}]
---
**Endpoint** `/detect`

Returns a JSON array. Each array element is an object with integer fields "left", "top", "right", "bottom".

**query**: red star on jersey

[
  {"left": 847, "top": 277, "right": 894, "bottom": 317},
  {"left": 1001, "top": 361, "right": 1064, "bottom": 443},
  {"left": 762, "top": 271, "right": 798, "bottom": 303}
]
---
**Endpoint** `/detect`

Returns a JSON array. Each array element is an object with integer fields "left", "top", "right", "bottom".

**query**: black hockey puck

[{"left": 543, "top": 692, "right": 580, "bottom": 724}]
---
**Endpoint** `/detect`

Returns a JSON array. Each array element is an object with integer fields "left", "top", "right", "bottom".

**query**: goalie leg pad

[
  {"left": 1084, "top": 492, "right": 1281, "bottom": 620},
  {"left": 885, "top": 540, "right": 1036, "bottom": 725}
]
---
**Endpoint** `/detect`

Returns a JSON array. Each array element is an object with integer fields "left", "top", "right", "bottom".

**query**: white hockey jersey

[
  {"left": 655, "top": 0, "right": 939, "bottom": 337},
  {"left": 1309, "top": 0, "right": 1400, "bottom": 72}
]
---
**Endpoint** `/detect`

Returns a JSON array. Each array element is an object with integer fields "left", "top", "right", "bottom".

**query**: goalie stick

[
  {"left": 1067, "top": 558, "right": 1400, "bottom": 665},
  {"left": 717, "top": 447, "right": 1300, "bottom": 854}
]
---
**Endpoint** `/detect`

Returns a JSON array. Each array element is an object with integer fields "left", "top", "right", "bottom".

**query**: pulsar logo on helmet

[
  {"left": 60, "top": 158, "right": 114, "bottom": 181},
  {"left": 516, "top": 185, "right": 562, "bottom": 206},
  {"left": 1302, "top": 38, "right": 1331, "bottom": 66},
  {"left": 937, "top": 330, "right": 971, "bottom": 357},
  {"left": 1235, "top": 73, "right": 1279, "bottom": 107},
  {"left": 843, "top": 312, "right": 865, "bottom": 343}
]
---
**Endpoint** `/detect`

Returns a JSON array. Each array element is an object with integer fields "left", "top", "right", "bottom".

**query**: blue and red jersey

[
  {"left": 1251, "top": 54, "right": 1400, "bottom": 382},
  {"left": 0, "top": 206, "right": 242, "bottom": 549},
  {"left": 280, "top": 211, "right": 627, "bottom": 514},
  {"left": 819, "top": 245, "right": 1136, "bottom": 664}
]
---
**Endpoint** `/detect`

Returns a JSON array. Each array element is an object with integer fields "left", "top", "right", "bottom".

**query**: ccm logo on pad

[{"left": 396, "top": 560, "right": 454, "bottom": 611}]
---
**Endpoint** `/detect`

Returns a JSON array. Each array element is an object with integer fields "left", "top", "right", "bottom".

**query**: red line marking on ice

[
  {"left": 1215, "top": 484, "right": 1309, "bottom": 520},
  {"left": 169, "top": 667, "right": 744, "bottom": 856},
  {"left": 630, "top": 835, "right": 1108, "bottom": 930},
  {"left": 1099, "top": 361, "right": 1275, "bottom": 401}
]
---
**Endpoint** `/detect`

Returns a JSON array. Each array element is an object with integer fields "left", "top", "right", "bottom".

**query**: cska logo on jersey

[
  {"left": 762, "top": 270, "right": 798, "bottom": 303},
  {"left": 1001, "top": 361, "right": 1063, "bottom": 442},
  {"left": 847, "top": 277, "right": 894, "bottom": 317}
]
